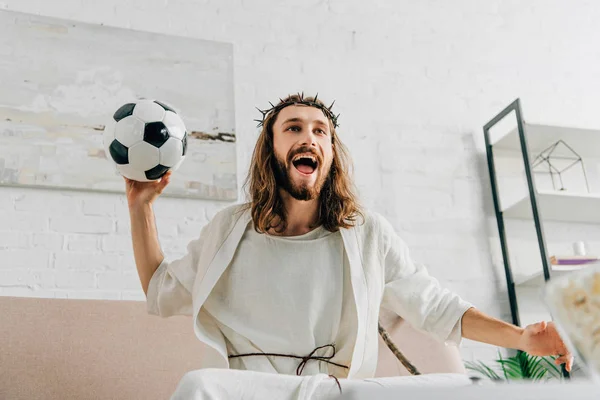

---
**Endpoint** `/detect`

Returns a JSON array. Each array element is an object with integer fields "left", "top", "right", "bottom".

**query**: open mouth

[{"left": 292, "top": 153, "right": 319, "bottom": 175}]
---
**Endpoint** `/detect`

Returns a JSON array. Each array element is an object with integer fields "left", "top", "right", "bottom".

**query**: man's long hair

[{"left": 243, "top": 94, "right": 363, "bottom": 233}]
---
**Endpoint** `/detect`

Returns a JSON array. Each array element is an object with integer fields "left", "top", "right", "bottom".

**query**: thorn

[
  {"left": 255, "top": 107, "right": 267, "bottom": 116},
  {"left": 314, "top": 93, "right": 319, "bottom": 103},
  {"left": 269, "top": 101, "right": 275, "bottom": 108},
  {"left": 328, "top": 100, "right": 335, "bottom": 110}
]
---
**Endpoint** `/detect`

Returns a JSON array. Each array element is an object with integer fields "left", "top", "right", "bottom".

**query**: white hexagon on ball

[
  {"left": 159, "top": 137, "right": 184, "bottom": 167},
  {"left": 114, "top": 115, "right": 145, "bottom": 147},
  {"left": 117, "top": 163, "right": 149, "bottom": 182},
  {"left": 162, "top": 110, "right": 186, "bottom": 140},
  {"left": 128, "top": 141, "right": 160, "bottom": 171},
  {"left": 133, "top": 100, "right": 166, "bottom": 122},
  {"left": 171, "top": 157, "right": 185, "bottom": 172}
]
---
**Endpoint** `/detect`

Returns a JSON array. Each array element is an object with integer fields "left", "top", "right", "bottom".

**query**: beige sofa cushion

[
  {"left": 375, "top": 307, "right": 467, "bottom": 377},
  {"left": 0, "top": 296, "right": 465, "bottom": 400}
]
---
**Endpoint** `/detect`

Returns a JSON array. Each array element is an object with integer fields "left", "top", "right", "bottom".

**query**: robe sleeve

[
  {"left": 146, "top": 223, "right": 209, "bottom": 318},
  {"left": 378, "top": 215, "right": 473, "bottom": 345}
]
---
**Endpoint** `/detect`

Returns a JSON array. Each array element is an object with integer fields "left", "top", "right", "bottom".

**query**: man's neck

[{"left": 272, "top": 189, "right": 320, "bottom": 236}]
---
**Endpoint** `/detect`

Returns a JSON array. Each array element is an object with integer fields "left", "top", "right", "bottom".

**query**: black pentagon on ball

[
  {"left": 113, "top": 103, "right": 136, "bottom": 122},
  {"left": 182, "top": 134, "right": 188, "bottom": 156},
  {"left": 144, "top": 121, "right": 170, "bottom": 148},
  {"left": 145, "top": 164, "right": 170, "bottom": 180},
  {"left": 154, "top": 100, "right": 176, "bottom": 113},
  {"left": 108, "top": 139, "right": 128, "bottom": 164}
]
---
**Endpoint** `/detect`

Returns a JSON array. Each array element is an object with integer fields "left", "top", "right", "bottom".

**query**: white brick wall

[{"left": 3, "top": 0, "right": 600, "bottom": 364}]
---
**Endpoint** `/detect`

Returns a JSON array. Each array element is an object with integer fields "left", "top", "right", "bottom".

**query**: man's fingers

[
  {"left": 554, "top": 355, "right": 571, "bottom": 366},
  {"left": 554, "top": 355, "right": 574, "bottom": 372},
  {"left": 156, "top": 171, "right": 171, "bottom": 193},
  {"left": 567, "top": 356, "right": 574, "bottom": 372},
  {"left": 161, "top": 172, "right": 171, "bottom": 186}
]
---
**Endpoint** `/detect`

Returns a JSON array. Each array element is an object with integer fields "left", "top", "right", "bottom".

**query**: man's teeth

[{"left": 292, "top": 154, "right": 317, "bottom": 163}]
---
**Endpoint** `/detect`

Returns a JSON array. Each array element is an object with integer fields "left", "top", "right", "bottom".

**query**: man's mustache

[{"left": 287, "top": 146, "right": 323, "bottom": 165}]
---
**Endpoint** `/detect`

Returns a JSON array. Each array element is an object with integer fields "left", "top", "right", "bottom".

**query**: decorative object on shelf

[
  {"left": 550, "top": 256, "right": 599, "bottom": 267},
  {"left": 573, "top": 241, "right": 587, "bottom": 256},
  {"left": 549, "top": 242, "right": 598, "bottom": 267},
  {"left": 531, "top": 139, "right": 590, "bottom": 193}
]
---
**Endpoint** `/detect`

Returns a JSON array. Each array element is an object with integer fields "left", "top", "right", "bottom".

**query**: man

[{"left": 126, "top": 94, "right": 573, "bottom": 399}]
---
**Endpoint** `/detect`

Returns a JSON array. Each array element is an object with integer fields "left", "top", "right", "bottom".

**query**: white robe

[
  {"left": 203, "top": 223, "right": 352, "bottom": 376},
  {"left": 146, "top": 204, "right": 474, "bottom": 398}
]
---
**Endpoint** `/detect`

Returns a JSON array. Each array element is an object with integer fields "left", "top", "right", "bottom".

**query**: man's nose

[{"left": 300, "top": 129, "right": 318, "bottom": 148}]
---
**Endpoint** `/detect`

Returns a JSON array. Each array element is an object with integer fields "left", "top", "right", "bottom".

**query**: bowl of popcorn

[{"left": 544, "top": 263, "right": 600, "bottom": 380}]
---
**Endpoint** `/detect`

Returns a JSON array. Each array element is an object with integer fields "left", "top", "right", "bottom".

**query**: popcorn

[{"left": 545, "top": 265, "right": 600, "bottom": 379}]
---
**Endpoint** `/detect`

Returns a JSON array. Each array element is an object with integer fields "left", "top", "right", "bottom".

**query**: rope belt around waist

[{"left": 228, "top": 343, "right": 347, "bottom": 394}]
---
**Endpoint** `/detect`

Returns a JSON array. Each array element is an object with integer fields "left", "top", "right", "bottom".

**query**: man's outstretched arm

[{"left": 461, "top": 307, "right": 574, "bottom": 371}]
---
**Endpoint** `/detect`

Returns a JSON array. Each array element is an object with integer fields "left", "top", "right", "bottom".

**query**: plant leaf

[
  {"left": 528, "top": 356, "right": 544, "bottom": 378},
  {"left": 465, "top": 361, "right": 501, "bottom": 381},
  {"left": 498, "top": 361, "right": 523, "bottom": 379},
  {"left": 498, "top": 358, "right": 522, "bottom": 370},
  {"left": 520, "top": 351, "right": 532, "bottom": 378},
  {"left": 541, "top": 356, "right": 563, "bottom": 379},
  {"left": 481, "top": 362, "right": 502, "bottom": 380},
  {"left": 532, "top": 365, "right": 548, "bottom": 382},
  {"left": 478, "top": 362, "right": 500, "bottom": 380},
  {"left": 498, "top": 350, "right": 509, "bottom": 381},
  {"left": 497, "top": 355, "right": 525, "bottom": 379},
  {"left": 505, "top": 367, "right": 524, "bottom": 379},
  {"left": 465, "top": 361, "right": 488, "bottom": 376}
]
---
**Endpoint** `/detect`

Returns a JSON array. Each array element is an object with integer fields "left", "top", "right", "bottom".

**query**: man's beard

[{"left": 273, "top": 149, "right": 331, "bottom": 201}]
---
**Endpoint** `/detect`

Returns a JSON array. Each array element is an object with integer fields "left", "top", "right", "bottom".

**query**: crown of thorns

[{"left": 254, "top": 92, "right": 340, "bottom": 129}]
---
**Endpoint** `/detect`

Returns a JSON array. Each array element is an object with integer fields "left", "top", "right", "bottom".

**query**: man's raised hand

[{"left": 124, "top": 170, "right": 172, "bottom": 209}]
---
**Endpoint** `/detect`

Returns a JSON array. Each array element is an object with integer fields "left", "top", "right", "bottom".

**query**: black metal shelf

[
  {"left": 484, "top": 98, "right": 569, "bottom": 378},
  {"left": 484, "top": 98, "right": 552, "bottom": 327}
]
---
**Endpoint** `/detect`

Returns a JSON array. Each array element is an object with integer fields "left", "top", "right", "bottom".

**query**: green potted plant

[{"left": 465, "top": 350, "right": 565, "bottom": 382}]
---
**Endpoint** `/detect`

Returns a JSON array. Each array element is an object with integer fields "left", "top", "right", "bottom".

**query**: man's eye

[
  {"left": 287, "top": 126, "right": 300, "bottom": 132},
  {"left": 316, "top": 129, "right": 326, "bottom": 134}
]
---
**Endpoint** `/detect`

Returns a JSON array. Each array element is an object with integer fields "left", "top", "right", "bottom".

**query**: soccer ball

[{"left": 104, "top": 99, "right": 188, "bottom": 182}]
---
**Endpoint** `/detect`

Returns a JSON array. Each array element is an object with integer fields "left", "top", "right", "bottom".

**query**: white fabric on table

[{"left": 169, "top": 369, "right": 473, "bottom": 400}]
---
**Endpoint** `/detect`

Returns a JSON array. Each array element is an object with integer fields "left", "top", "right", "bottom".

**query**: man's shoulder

[
  {"left": 208, "top": 203, "right": 249, "bottom": 226},
  {"left": 353, "top": 210, "right": 406, "bottom": 256},
  {"left": 351, "top": 208, "right": 394, "bottom": 236},
  {"left": 198, "top": 203, "right": 249, "bottom": 239}
]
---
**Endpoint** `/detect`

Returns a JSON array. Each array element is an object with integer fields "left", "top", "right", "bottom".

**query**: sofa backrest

[{"left": 0, "top": 296, "right": 465, "bottom": 400}]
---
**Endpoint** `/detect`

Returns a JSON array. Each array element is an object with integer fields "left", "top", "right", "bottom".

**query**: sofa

[{"left": 0, "top": 296, "right": 467, "bottom": 399}]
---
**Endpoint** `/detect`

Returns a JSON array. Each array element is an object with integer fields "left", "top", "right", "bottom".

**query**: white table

[{"left": 338, "top": 381, "right": 600, "bottom": 400}]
